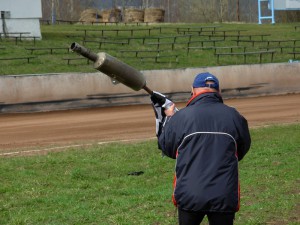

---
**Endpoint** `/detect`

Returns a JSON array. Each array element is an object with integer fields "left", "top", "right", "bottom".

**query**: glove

[
  {"left": 151, "top": 91, "right": 177, "bottom": 110},
  {"left": 150, "top": 91, "right": 167, "bottom": 107},
  {"left": 150, "top": 91, "right": 167, "bottom": 137},
  {"left": 150, "top": 91, "right": 179, "bottom": 152},
  {"left": 150, "top": 91, "right": 178, "bottom": 137}
]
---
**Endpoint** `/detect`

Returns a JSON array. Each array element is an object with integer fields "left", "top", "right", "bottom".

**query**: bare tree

[
  {"left": 193, "top": 0, "right": 216, "bottom": 23},
  {"left": 218, "top": 0, "right": 229, "bottom": 22},
  {"left": 246, "top": 0, "right": 258, "bottom": 23}
]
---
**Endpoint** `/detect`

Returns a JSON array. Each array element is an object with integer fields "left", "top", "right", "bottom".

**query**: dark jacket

[{"left": 158, "top": 92, "right": 251, "bottom": 213}]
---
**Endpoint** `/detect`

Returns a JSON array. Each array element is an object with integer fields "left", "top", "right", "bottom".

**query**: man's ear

[{"left": 191, "top": 87, "right": 195, "bottom": 96}]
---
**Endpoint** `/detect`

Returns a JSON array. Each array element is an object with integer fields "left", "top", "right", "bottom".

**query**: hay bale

[
  {"left": 144, "top": 8, "right": 165, "bottom": 23},
  {"left": 124, "top": 8, "right": 144, "bottom": 22},
  {"left": 101, "top": 8, "right": 122, "bottom": 22},
  {"left": 101, "top": 9, "right": 111, "bottom": 22},
  {"left": 110, "top": 8, "right": 122, "bottom": 22},
  {"left": 79, "top": 8, "right": 101, "bottom": 23}
]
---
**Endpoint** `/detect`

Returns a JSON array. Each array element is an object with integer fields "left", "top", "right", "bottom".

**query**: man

[{"left": 151, "top": 72, "right": 251, "bottom": 225}]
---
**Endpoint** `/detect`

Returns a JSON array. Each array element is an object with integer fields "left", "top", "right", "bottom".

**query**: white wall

[
  {"left": 4, "top": 19, "right": 41, "bottom": 37},
  {"left": 0, "top": 0, "right": 42, "bottom": 38},
  {"left": 0, "top": 63, "right": 299, "bottom": 113},
  {"left": 274, "top": 0, "right": 300, "bottom": 10},
  {"left": 0, "top": 0, "right": 42, "bottom": 18}
]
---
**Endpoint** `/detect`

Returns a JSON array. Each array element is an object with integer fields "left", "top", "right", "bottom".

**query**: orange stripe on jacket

[{"left": 172, "top": 150, "right": 179, "bottom": 206}]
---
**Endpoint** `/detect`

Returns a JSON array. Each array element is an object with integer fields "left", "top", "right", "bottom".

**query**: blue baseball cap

[{"left": 192, "top": 72, "right": 219, "bottom": 91}]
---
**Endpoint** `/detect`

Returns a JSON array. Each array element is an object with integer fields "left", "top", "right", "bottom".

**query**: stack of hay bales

[
  {"left": 80, "top": 7, "right": 165, "bottom": 24},
  {"left": 123, "top": 8, "right": 144, "bottom": 22},
  {"left": 79, "top": 8, "right": 101, "bottom": 23},
  {"left": 144, "top": 8, "right": 165, "bottom": 23}
]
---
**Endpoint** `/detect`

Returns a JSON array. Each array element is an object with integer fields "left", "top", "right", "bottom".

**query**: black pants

[{"left": 178, "top": 208, "right": 235, "bottom": 225}]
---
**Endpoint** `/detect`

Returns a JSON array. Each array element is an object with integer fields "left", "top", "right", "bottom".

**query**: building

[{"left": 0, "top": 0, "right": 42, "bottom": 38}]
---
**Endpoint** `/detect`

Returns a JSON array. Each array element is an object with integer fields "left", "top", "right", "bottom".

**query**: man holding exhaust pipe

[
  {"left": 151, "top": 72, "right": 251, "bottom": 225},
  {"left": 70, "top": 43, "right": 251, "bottom": 224}
]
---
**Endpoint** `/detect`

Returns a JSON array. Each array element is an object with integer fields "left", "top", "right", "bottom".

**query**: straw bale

[
  {"left": 124, "top": 8, "right": 144, "bottom": 22},
  {"left": 79, "top": 8, "right": 101, "bottom": 23},
  {"left": 110, "top": 8, "right": 122, "bottom": 22},
  {"left": 101, "top": 8, "right": 122, "bottom": 22},
  {"left": 144, "top": 8, "right": 165, "bottom": 23},
  {"left": 102, "top": 9, "right": 111, "bottom": 22}
]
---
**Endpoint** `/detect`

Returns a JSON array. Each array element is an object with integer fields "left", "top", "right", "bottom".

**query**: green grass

[
  {"left": 0, "top": 22, "right": 299, "bottom": 75},
  {"left": 0, "top": 124, "right": 299, "bottom": 225}
]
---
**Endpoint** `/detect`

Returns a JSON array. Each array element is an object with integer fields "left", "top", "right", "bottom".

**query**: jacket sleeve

[
  {"left": 235, "top": 113, "right": 251, "bottom": 161},
  {"left": 158, "top": 115, "right": 183, "bottom": 159}
]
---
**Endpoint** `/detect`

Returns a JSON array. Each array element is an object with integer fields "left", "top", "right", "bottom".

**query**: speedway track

[{"left": 0, "top": 94, "right": 299, "bottom": 156}]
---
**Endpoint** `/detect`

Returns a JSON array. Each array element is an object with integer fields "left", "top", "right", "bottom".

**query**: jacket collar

[{"left": 186, "top": 90, "right": 223, "bottom": 106}]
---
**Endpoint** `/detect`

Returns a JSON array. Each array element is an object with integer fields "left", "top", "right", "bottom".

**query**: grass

[
  {"left": 0, "top": 124, "right": 299, "bottom": 225},
  {"left": 0, "top": 22, "right": 299, "bottom": 75}
]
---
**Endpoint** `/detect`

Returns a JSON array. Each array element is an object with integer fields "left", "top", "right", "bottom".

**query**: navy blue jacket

[{"left": 158, "top": 92, "right": 251, "bottom": 213}]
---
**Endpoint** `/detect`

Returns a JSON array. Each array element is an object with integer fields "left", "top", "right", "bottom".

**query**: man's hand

[
  {"left": 150, "top": 91, "right": 167, "bottom": 106},
  {"left": 164, "top": 103, "right": 176, "bottom": 117}
]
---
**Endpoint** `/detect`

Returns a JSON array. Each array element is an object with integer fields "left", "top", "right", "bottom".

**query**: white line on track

[{"left": 0, "top": 137, "right": 157, "bottom": 157}]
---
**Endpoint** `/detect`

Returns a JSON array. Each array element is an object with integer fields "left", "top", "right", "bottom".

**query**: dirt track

[{"left": 0, "top": 94, "right": 299, "bottom": 156}]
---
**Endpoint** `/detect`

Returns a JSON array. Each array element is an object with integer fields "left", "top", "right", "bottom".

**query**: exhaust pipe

[{"left": 70, "top": 42, "right": 152, "bottom": 94}]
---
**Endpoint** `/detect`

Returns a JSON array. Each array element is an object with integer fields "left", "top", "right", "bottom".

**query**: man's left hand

[{"left": 164, "top": 103, "right": 176, "bottom": 117}]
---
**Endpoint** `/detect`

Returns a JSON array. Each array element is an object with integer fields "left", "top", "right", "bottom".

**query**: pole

[
  {"left": 51, "top": 0, "right": 56, "bottom": 25},
  {"left": 270, "top": 0, "right": 275, "bottom": 24},
  {"left": 237, "top": 0, "right": 240, "bottom": 22},
  {"left": 258, "top": 0, "right": 262, "bottom": 24}
]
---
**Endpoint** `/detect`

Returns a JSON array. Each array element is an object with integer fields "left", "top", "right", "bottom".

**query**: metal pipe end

[{"left": 70, "top": 42, "right": 78, "bottom": 51}]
